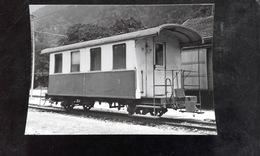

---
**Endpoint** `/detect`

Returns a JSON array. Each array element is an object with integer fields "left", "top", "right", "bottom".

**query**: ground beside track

[
  {"left": 25, "top": 108, "right": 216, "bottom": 135},
  {"left": 25, "top": 97, "right": 217, "bottom": 135}
]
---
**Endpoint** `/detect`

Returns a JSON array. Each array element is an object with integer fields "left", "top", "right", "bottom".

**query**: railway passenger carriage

[{"left": 41, "top": 24, "right": 204, "bottom": 116}]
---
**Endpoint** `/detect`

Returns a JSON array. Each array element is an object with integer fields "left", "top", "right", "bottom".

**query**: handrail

[
  {"left": 154, "top": 69, "right": 200, "bottom": 89},
  {"left": 141, "top": 70, "right": 144, "bottom": 93},
  {"left": 155, "top": 69, "right": 183, "bottom": 89},
  {"left": 182, "top": 70, "right": 199, "bottom": 80},
  {"left": 154, "top": 69, "right": 182, "bottom": 72},
  {"left": 172, "top": 70, "right": 181, "bottom": 81},
  {"left": 165, "top": 78, "right": 173, "bottom": 100},
  {"left": 154, "top": 68, "right": 200, "bottom": 96},
  {"left": 183, "top": 70, "right": 192, "bottom": 79}
]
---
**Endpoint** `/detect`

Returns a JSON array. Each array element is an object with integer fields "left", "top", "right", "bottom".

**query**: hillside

[
  {"left": 182, "top": 16, "right": 214, "bottom": 38},
  {"left": 30, "top": 5, "right": 214, "bottom": 88},
  {"left": 32, "top": 5, "right": 214, "bottom": 37}
]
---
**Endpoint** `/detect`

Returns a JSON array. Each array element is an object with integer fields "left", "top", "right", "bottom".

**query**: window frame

[
  {"left": 112, "top": 43, "right": 126, "bottom": 70},
  {"left": 90, "top": 47, "right": 102, "bottom": 71},
  {"left": 70, "top": 50, "right": 80, "bottom": 73},
  {"left": 154, "top": 42, "right": 165, "bottom": 67},
  {"left": 54, "top": 53, "right": 63, "bottom": 73}
]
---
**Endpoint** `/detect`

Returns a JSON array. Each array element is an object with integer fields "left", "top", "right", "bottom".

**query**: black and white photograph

[
  {"left": 1, "top": 0, "right": 260, "bottom": 155},
  {"left": 25, "top": 5, "right": 217, "bottom": 135}
]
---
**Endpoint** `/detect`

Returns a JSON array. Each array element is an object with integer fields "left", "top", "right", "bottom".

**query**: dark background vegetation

[
  {"left": 31, "top": 5, "right": 213, "bottom": 88},
  {"left": 0, "top": 0, "right": 259, "bottom": 156}
]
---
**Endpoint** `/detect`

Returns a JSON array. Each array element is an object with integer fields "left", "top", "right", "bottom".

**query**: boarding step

[
  {"left": 155, "top": 96, "right": 168, "bottom": 98},
  {"left": 154, "top": 85, "right": 172, "bottom": 87},
  {"left": 136, "top": 105, "right": 162, "bottom": 109},
  {"left": 196, "top": 103, "right": 201, "bottom": 106},
  {"left": 140, "top": 102, "right": 163, "bottom": 106},
  {"left": 154, "top": 94, "right": 169, "bottom": 98},
  {"left": 183, "top": 85, "right": 200, "bottom": 87}
]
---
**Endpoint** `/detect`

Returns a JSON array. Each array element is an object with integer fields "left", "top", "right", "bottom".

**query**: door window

[{"left": 155, "top": 43, "right": 164, "bottom": 66}]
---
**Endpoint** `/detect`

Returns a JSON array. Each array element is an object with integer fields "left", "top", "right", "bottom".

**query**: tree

[
  {"left": 33, "top": 27, "right": 50, "bottom": 88},
  {"left": 58, "top": 17, "right": 144, "bottom": 46},
  {"left": 109, "top": 17, "right": 144, "bottom": 34},
  {"left": 78, "top": 24, "right": 112, "bottom": 41},
  {"left": 62, "top": 23, "right": 83, "bottom": 45},
  {"left": 192, "top": 5, "right": 214, "bottom": 19},
  {"left": 58, "top": 23, "right": 112, "bottom": 45}
]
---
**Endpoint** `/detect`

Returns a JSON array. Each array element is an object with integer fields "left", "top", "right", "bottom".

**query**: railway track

[{"left": 28, "top": 104, "right": 217, "bottom": 133}]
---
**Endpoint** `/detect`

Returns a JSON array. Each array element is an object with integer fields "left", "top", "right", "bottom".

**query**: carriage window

[
  {"left": 71, "top": 51, "right": 80, "bottom": 72},
  {"left": 155, "top": 43, "right": 164, "bottom": 66},
  {"left": 90, "top": 47, "right": 101, "bottom": 71},
  {"left": 54, "top": 53, "right": 62, "bottom": 73},
  {"left": 113, "top": 43, "right": 126, "bottom": 69}
]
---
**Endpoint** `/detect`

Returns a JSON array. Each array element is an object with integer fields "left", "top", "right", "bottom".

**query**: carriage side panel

[
  {"left": 48, "top": 70, "right": 136, "bottom": 99},
  {"left": 48, "top": 73, "right": 84, "bottom": 96},
  {"left": 84, "top": 70, "right": 136, "bottom": 99}
]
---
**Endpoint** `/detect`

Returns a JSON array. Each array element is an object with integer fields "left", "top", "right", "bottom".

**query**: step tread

[
  {"left": 136, "top": 105, "right": 162, "bottom": 109},
  {"left": 154, "top": 96, "right": 167, "bottom": 98},
  {"left": 154, "top": 94, "right": 166, "bottom": 96}
]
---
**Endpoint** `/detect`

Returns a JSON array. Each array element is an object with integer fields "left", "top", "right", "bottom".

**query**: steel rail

[{"left": 28, "top": 104, "right": 217, "bottom": 132}]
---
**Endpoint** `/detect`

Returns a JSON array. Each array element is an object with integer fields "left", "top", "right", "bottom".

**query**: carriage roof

[{"left": 41, "top": 24, "right": 203, "bottom": 54}]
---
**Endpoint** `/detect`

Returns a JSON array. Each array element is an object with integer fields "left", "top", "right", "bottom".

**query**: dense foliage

[
  {"left": 33, "top": 5, "right": 213, "bottom": 36},
  {"left": 31, "top": 5, "right": 214, "bottom": 88},
  {"left": 110, "top": 17, "right": 145, "bottom": 34},
  {"left": 58, "top": 17, "right": 145, "bottom": 45},
  {"left": 33, "top": 27, "right": 50, "bottom": 88}
]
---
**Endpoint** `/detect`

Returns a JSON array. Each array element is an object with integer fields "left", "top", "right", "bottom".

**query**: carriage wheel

[
  {"left": 149, "top": 109, "right": 159, "bottom": 116},
  {"left": 149, "top": 108, "right": 167, "bottom": 117},
  {"left": 82, "top": 101, "right": 94, "bottom": 111},
  {"left": 135, "top": 107, "right": 141, "bottom": 114},
  {"left": 83, "top": 104, "right": 92, "bottom": 111},
  {"left": 127, "top": 104, "right": 136, "bottom": 115},
  {"left": 157, "top": 110, "right": 164, "bottom": 117},
  {"left": 141, "top": 108, "right": 149, "bottom": 115},
  {"left": 62, "top": 99, "right": 74, "bottom": 111},
  {"left": 135, "top": 108, "right": 149, "bottom": 115}
]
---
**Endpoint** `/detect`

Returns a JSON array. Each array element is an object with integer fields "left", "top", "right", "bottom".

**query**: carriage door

[{"left": 154, "top": 42, "right": 167, "bottom": 96}]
